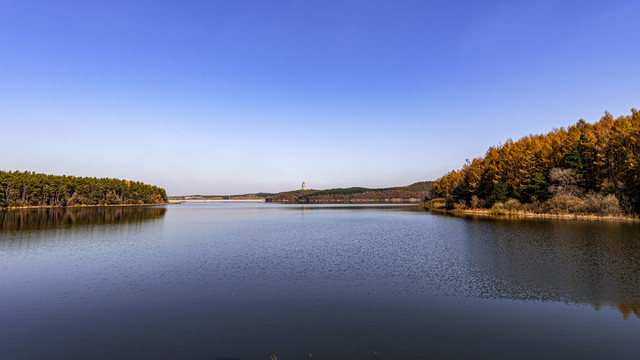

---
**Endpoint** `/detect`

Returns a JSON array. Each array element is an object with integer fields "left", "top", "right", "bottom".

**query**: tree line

[
  {"left": 0, "top": 171, "right": 168, "bottom": 208},
  {"left": 430, "top": 109, "right": 640, "bottom": 215},
  {"left": 267, "top": 189, "right": 428, "bottom": 203}
]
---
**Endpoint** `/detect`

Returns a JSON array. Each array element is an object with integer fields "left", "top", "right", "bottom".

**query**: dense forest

[
  {"left": 266, "top": 182, "right": 432, "bottom": 203},
  {"left": 0, "top": 171, "right": 168, "bottom": 208},
  {"left": 430, "top": 109, "right": 640, "bottom": 215}
]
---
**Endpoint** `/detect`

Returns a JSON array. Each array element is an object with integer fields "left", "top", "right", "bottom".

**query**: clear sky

[{"left": 1, "top": 0, "right": 638, "bottom": 195}]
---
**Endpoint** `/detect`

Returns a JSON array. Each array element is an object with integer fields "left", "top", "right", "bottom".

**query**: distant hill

[
  {"left": 390, "top": 181, "right": 432, "bottom": 192},
  {"left": 169, "top": 182, "right": 433, "bottom": 203},
  {"left": 265, "top": 181, "right": 433, "bottom": 203}
]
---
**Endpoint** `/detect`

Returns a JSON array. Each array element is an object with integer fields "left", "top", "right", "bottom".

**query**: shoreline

[
  {"left": 266, "top": 199, "right": 424, "bottom": 204},
  {"left": 0, "top": 202, "right": 176, "bottom": 210},
  {"left": 423, "top": 203, "right": 639, "bottom": 222}
]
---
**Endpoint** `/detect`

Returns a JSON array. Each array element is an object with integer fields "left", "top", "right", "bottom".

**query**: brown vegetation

[{"left": 430, "top": 109, "right": 640, "bottom": 217}]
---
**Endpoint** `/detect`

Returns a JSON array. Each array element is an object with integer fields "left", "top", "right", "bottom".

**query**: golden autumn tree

[{"left": 430, "top": 109, "right": 640, "bottom": 214}]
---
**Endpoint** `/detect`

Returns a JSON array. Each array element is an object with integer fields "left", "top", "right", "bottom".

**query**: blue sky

[{"left": 1, "top": 0, "right": 638, "bottom": 195}]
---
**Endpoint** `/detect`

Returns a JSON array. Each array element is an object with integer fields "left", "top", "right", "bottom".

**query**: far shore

[
  {"left": 423, "top": 203, "right": 639, "bottom": 223},
  {"left": 266, "top": 199, "right": 424, "bottom": 204}
]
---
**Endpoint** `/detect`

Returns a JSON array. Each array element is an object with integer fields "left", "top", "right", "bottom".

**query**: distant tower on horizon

[{"left": 302, "top": 181, "right": 306, "bottom": 191}]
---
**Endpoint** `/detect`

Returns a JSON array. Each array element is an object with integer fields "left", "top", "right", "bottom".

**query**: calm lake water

[{"left": 1, "top": 204, "right": 640, "bottom": 359}]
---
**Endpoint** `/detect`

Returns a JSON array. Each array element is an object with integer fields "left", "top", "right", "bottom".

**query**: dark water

[{"left": 1, "top": 204, "right": 640, "bottom": 359}]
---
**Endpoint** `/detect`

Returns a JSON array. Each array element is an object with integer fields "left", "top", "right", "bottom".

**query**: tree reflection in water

[
  {"left": 2, "top": 205, "right": 639, "bottom": 320},
  {"left": 0, "top": 206, "right": 167, "bottom": 232},
  {"left": 615, "top": 302, "right": 640, "bottom": 320},
  {"left": 461, "top": 215, "right": 640, "bottom": 320}
]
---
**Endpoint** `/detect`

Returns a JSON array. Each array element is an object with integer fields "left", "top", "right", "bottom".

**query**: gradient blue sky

[{"left": 1, "top": 0, "right": 638, "bottom": 195}]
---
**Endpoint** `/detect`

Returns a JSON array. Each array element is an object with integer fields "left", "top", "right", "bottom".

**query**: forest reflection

[
  {"left": 0, "top": 206, "right": 167, "bottom": 232},
  {"left": 461, "top": 216, "right": 640, "bottom": 319},
  {"left": 2, "top": 205, "right": 639, "bottom": 320}
]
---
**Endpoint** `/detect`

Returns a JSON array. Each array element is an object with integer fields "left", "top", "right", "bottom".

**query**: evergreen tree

[
  {"left": 0, "top": 171, "right": 167, "bottom": 208},
  {"left": 526, "top": 173, "right": 549, "bottom": 201}
]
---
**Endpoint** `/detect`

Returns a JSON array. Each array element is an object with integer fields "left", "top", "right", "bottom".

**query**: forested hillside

[
  {"left": 431, "top": 109, "right": 640, "bottom": 215},
  {"left": 0, "top": 171, "right": 168, "bottom": 208},
  {"left": 266, "top": 182, "right": 432, "bottom": 203}
]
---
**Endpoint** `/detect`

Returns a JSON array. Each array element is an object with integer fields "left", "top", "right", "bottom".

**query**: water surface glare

[{"left": 1, "top": 204, "right": 640, "bottom": 359}]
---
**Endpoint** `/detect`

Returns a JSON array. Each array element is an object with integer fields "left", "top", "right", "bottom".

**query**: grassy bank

[{"left": 423, "top": 198, "right": 639, "bottom": 222}]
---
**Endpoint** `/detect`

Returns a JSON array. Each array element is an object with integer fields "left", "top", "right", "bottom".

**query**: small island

[{"left": 427, "top": 109, "right": 640, "bottom": 221}]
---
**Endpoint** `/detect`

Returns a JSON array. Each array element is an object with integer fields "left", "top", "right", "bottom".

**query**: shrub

[
  {"left": 503, "top": 198, "right": 522, "bottom": 211},
  {"left": 543, "top": 194, "right": 587, "bottom": 214},
  {"left": 549, "top": 168, "right": 581, "bottom": 196},
  {"left": 521, "top": 198, "right": 542, "bottom": 213},
  {"left": 584, "top": 193, "right": 622, "bottom": 215}
]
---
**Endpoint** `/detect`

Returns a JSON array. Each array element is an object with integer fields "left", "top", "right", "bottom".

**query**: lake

[{"left": 1, "top": 203, "right": 640, "bottom": 359}]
